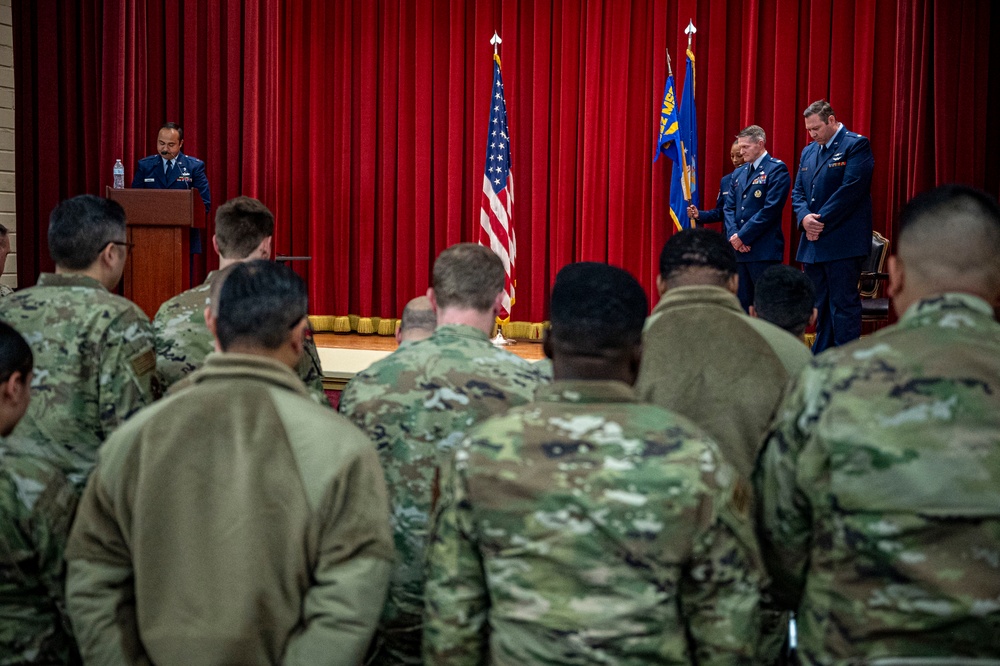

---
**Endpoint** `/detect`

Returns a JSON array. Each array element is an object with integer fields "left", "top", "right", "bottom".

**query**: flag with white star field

[{"left": 479, "top": 52, "right": 516, "bottom": 321}]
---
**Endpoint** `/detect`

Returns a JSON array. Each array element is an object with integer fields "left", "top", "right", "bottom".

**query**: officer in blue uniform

[
  {"left": 723, "top": 125, "right": 791, "bottom": 311},
  {"left": 688, "top": 141, "right": 743, "bottom": 229},
  {"left": 131, "top": 122, "right": 211, "bottom": 213},
  {"left": 792, "top": 100, "right": 874, "bottom": 353}
]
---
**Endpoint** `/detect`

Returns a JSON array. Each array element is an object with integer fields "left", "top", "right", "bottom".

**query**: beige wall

[{"left": 0, "top": 0, "right": 13, "bottom": 289}]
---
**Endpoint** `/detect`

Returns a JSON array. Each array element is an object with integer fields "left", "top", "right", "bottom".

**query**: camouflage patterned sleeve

[
  {"left": 151, "top": 306, "right": 197, "bottom": 392},
  {"left": 753, "top": 366, "right": 823, "bottom": 609},
  {"left": 423, "top": 448, "right": 490, "bottom": 665},
  {"left": 681, "top": 463, "right": 764, "bottom": 664},
  {"left": 30, "top": 465, "right": 79, "bottom": 646},
  {"left": 98, "top": 310, "right": 156, "bottom": 434},
  {"left": 0, "top": 453, "right": 79, "bottom": 663}
]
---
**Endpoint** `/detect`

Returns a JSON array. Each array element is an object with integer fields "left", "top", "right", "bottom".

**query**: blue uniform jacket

[
  {"left": 699, "top": 171, "right": 738, "bottom": 224},
  {"left": 131, "top": 153, "right": 211, "bottom": 211},
  {"left": 724, "top": 155, "right": 790, "bottom": 263},
  {"left": 792, "top": 127, "right": 874, "bottom": 263}
]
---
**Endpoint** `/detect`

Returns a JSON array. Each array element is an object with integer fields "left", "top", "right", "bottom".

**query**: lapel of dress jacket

[
  {"left": 807, "top": 144, "right": 825, "bottom": 190},
  {"left": 741, "top": 163, "right": 755, "bottom": 192},
  {"left": 154, "top": 157, "right": 169, "bottom": 187}
]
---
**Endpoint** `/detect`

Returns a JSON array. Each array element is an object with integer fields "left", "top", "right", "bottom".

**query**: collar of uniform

[
  {"left": 646, "top": 285, "right": 742, "bottom": 332},
  {"left": 432, "top": 323, "right": 490, "bottom": 343},
  {"left": 536, "top": 380, "right": 636, "bottom": 404},
  {"left": 898, "top": 292, "right": 995, "bottom": 327},
  {"left": 750, "top": 151, "right": 768, "bottom": 172},
  {"left": 652, "top": 285, "right": 742, "bottom": 316},
  {"left": 191, "top": 352, "right": 311, "bottom": 397},
  {"left": 828, "top": 123, "right": 845, "bottom": 146},
  {"left": 37, "top": 273, "right": 107, "bottom": 291}
]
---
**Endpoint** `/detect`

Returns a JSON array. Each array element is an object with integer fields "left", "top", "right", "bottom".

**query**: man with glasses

[{"left": 0, "top": 195, "right": 155, "bottom": 485}]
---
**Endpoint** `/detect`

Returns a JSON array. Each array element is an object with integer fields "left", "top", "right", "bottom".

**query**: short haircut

[
  {"left": 0, "top": 223, "right": 7, "bottom": 236},
  {"left": 549, "top": 262, "right": 648, "bottom": 354},
  {"left": 737, "top": 125, "right": 766, "bottom": 143},
  {"left": 160, "top": 122, "right": 184, "bottom": 140},
  {"left": 803, "top": 99, "right": 836, "bottom": 122},
  {"left": 214, "top": 196, "right": 275, "bottom": 259},
  {"left": 897, "top": 184, "right": 1000, "bottom": 296},
  {"left": 659, "top": 228, "right": 738, "bottom": 287},
  {"left": 48, "top": 195, "right": 127, "bottom": 270},
  {"left": 215, "top": 260, "right": 308, "bottom": 351},
  {"left": 0, "top": 321, "right": 33, "bottom": 383},
  {"left": 398, "top": 296, "right": 436, "bottom": 335},
  {"left": 432, "top": 243, "right": 505, "bottom": 311},
  {"left": 754, "top": 265, "right": 815, "bottom": 337}
]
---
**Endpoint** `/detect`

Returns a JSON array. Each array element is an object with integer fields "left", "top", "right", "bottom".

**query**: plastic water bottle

[{"left": 113, "top": 159, "right": 125, "bottom": 189}]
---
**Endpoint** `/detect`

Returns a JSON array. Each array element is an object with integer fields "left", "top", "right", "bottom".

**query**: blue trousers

[
  {"left": 805, "top": 257, "right": 864, "bottom": 353},
  {"left": 737, "top": 260, "right": 781, "bottom": 312}
]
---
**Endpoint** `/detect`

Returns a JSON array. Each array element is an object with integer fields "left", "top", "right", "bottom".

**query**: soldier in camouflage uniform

[
  {"left": 0, "top": 321, "right": 79, "bottom": 664},
  {"left": 154, "top": 196, "right": 329, "bottom": 405},
  {"left": 339, "top": 243, "right": 547, "bottom": 665},
  {"left": 755, "top": 184, "right": 1000, "bottom": 664},
  {"left": 424, "top": 262, "right": 763, "bottom": 665},
  {"left": 0, "top": 195, "right": 155, "bottom": 484}
]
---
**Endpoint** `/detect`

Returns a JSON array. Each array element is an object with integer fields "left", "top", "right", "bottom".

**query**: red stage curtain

[
  {"left": 14, "top": 0, "right": 277, "bottom": 285},
  {"left": 15, "top": 0, "right": 997, "bottom": 321}
]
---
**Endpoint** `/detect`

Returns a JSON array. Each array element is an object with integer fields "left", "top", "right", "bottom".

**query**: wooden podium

[{"left": 107, "top": 188, "right": 206, "bottom": 319}]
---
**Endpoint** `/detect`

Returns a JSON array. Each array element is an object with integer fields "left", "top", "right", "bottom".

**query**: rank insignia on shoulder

[
  {"left": 131, "top": 349, "right": 156, "bottom": 377},
  {"left": 731, "top": 478, "right": 753, "bottom": 517}
]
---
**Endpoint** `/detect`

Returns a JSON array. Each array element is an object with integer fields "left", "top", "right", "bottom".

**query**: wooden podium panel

[{"left": 107, "top": 188, "right": 206, "bottom": 319}]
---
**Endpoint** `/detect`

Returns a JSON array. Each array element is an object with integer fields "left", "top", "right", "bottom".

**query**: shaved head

[
  {"left": 894, "top": 185, "right": 1000, "bottom": 304},
  {"left": 398, "top": 295, "right": 436, "bottom": 343}
]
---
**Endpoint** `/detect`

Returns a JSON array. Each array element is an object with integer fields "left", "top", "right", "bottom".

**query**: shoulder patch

[{"left": 131, "top": 349, "right": 156, "bottom": 377}]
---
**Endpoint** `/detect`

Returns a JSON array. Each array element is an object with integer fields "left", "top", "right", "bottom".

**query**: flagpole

[
  {"left": 685, "top": 19, "right": 697, "bottom": 50},
  {"left": 680, "top": 20, "right": 697, "bottom": 208},
  {"left": 488, "top": 31, "right": 513, "bottom": 347}
]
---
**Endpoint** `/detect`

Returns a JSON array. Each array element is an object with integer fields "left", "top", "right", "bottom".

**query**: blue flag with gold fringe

[
  {"left": 654, "top": 72, "right": 685, "bottom": 230},
  {"left": 677, "top": 49, "right": 699, "bottom": 219}
]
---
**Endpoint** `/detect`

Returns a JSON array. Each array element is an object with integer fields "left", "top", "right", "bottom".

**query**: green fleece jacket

[
  {"left": 65, "top": 353, "right": 394, "bottom": 665},
  {"left": 636, "top": 285, "right": 812, "bottom": 479}
]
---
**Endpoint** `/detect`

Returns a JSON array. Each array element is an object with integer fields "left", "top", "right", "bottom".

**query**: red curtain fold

[{"left": 15, "top": 0, "right": 997, "bottom": 322}]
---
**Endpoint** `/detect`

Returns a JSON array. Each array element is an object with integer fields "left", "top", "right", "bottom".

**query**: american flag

[{"left": 479, "top": 53, "right": 515, "bottom": 321}]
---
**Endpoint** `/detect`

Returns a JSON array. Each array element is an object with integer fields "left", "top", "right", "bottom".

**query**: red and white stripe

[{"left": 479, "top": 171, "right": 515, "bottom": 319}]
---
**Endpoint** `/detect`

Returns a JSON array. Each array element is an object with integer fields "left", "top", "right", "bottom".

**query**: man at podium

[{"left": 131, "top": 122, "right": 211, "bottom": 213}]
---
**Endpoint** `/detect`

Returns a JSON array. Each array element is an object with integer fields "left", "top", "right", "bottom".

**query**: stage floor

[{"left": 313, "top": 332, "right": 546, "bottom": 390}]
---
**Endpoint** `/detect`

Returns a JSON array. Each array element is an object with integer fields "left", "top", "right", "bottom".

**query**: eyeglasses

[{"left": 110, "top": 241, "right": 135, "bottom": 251}]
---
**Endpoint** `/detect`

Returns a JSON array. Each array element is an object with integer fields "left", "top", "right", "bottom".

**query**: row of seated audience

[{"left": 0, "top": 184, "right": 997, "bottom": 665}]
